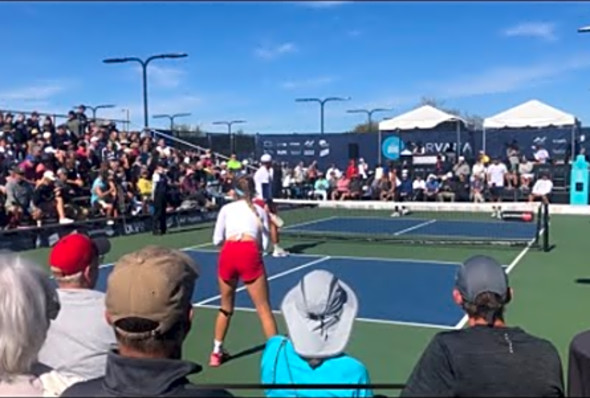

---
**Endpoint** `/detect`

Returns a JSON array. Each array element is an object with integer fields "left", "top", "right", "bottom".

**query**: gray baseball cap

[{"left": 455, "top": 255, "right": 509, "bottom": 303}]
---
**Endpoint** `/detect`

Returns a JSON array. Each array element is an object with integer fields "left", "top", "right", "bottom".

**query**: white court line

[
  {"left": 98, "top": 241, "right": 214, "bottom": 270},
  {"left": 194, "top": 256, "right": 331, "bottom": 306},
  {"left": 195, "top": 303, "right": 456, "bottom": 330},
  {"left": 185, "top": 247, "right": 463, "bottom": 267},
  {"left": 394, "top": 219, "right": 437, "bottom": 236},
  {"left": 452, "top": 228, "right": 544, "bottom": 330},
  {"left": 284, "top": 216, "right": 338, "bottom": 230}
]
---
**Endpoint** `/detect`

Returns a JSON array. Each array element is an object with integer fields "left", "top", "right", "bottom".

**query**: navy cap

[{"left": 455, "top": 255, "right": 509, "bottom": 303}]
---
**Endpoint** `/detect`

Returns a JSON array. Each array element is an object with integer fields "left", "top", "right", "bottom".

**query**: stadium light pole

[
  {"left": 295, "top": 96, "right": 351, "bottom": 134},
  {"left": 74, "top": 104, "right": 116, "bottom": 120},
  {"left": 212, "top": 120, "right": 247, "bottom": 154},
  {"left": 102, "top": 53, "right": 188, "bottom": 129},
  {"left": 347, "top": 108, "right": 394, "bottom": 164},
  {"left": 153, "top": 112, "right": 192, "bottom": 133}
]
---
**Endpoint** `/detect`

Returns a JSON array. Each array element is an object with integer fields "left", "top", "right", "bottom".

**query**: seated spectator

[
  {"left": 455, "top": 174, "right": 471, "bottom": 202},
  {"left": 348, "top": 175, "right": 363, "bottom": 200},
  {"left": 39, "top": 234, "right": 115, "bottom": 381},
  {"left": 4, "top": 166, "right": 34, "bottom": 228},
  {"left": 529, "top": 173, "right": 553, "bottom": 204},
  {"left": 227, "top": 154, "right": 242, "bottom": 172},
  {"left": 401, "top": 255, "right": 564, "bottom": 397},
  {"left": 136, "top": 168, "right": 153, "bottom": 213},
  {"left": 452, "top": 156, "right": 470, "bottom": 179},
  {"left": 312, "top": 172, "right": 329, "bottom": 201},
  {"left": 0, "top": 252, "right": 78, "bottom": 396},
  {"left": 326, "top": 163, "right": 342, "bottom": 179},
  {"left": 412, "top": 175, "right": 426, "bottom": 201},
  {"left": 32, "top": 171, "right": 74, "bottom": 225},
  {"left": 398, "top": 172, "right": 413, "bottom": 202},
  {"left": 518, "top": 155, "right": 535, "bottom": 191},
  {"left": 261, "top": 269, "right": 372, "bottom": 397},
  {"left": 55, "top": 168, "right": 83, "bottom": 220},
  {"left": 534, "top": 145, "right": 550, "bottom": 164},
  {"left": 90, "top": 171, "right": 116, "bottom": 221},
  {"left": 61, "top": 246, "right": 232, "bottom": 397},
  {"left": 437, "top": 173, "right": 456, "bottom": 202},
  {"left": 331, "top": 175, "right": 351, "bottom": 201},
  {"left": 424, "top": 175, "right": 440, "bottom": 201},
  {"left": 470, "top": 174, "right": 485, "bottom": 203}
]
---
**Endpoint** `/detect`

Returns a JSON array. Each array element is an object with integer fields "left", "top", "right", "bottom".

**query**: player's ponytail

[{"left": 235, "top": 176, "right": 262, "bottom": 225}]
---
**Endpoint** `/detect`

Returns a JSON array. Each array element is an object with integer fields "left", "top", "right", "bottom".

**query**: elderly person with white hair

[
  {"left": 261, "top": 270, "right": 372, "bottom": 397},
  {"left": 0, "top": 252, "right": 78, "bottom": 396}
]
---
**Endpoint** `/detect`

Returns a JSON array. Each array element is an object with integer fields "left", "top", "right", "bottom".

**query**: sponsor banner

[{"left": 0, "top": 209, "right": 218, "bottom": 252}]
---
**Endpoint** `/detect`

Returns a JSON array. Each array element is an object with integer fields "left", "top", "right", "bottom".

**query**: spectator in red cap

[{"left": 38, "top": 233, "right": 115, "bottom": 382}]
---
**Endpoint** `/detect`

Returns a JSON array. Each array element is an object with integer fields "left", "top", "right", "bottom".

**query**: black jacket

[{"left": 61, "top": 350, "right": 233, "bottom": 397}]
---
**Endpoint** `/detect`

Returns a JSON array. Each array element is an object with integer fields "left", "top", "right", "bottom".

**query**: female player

[{"left": 210, "top": 175, "right": 278, "bottom": 367}]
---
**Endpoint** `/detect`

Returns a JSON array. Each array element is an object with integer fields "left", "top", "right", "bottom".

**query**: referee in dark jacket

[{"left": 152, "top": 161, "right": 169, "bottom": 235}]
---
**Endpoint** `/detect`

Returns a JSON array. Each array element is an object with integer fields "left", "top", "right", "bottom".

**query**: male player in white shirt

[
  {"left": 254, "top": 154, "right": 289, "bottom": 257},
  {"left": 486, "top": 158, "right": 508, "bottom": 218}
]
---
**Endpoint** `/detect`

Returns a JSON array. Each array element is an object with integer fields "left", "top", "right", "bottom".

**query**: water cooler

[{"left": 570, "top": 154, "right": 589, "bottom": 205}]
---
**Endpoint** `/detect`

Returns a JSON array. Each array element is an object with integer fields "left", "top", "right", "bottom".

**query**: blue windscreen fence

[{"left": 255, "top": 126, "right": 581, "bottom": 169}]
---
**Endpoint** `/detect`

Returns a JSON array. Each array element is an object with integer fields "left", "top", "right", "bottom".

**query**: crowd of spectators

[
  {"left": 7, "top": 232, "right": 590, "bottom": 397},
  {"left": 0, "top": 108, "right": 251, "bottom": 230},
  {"left": 278, "top": 145, "right": 555, "bottom": 208}
]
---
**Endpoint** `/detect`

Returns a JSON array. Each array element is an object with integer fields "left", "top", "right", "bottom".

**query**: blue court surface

[
  {"left": 96, "top": 248, "right": 465, "bottom": 329},
  {"left": 285, "top": 216, "right": 538, "bottom": 241}
]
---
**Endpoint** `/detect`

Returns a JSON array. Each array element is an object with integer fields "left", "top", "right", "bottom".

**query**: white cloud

[
  {"left": 426, "top": 54, "right": 590, "bottom": 99},
  {"left": 280, "top": 76, "right": 337, "bottom": 90},
  {"left": 0, "top": 83, "right": 66, "bottom": 102},
  {"left": 347, "top": 29, "right": 362, "bottom": 38},
  {"left": 299, "top": 1, "right": 350, "bottom": 9},
  {"left": 254, "top": 42, "right": 297, "bottom": 60},
  {"left": 135, "top": 65, "right": 185, "bottom": 89},
  {"left": 502, "top": 22, "right": 557, "bottom": 42}
]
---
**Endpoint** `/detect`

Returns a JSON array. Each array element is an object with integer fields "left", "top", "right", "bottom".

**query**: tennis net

[{"left": 274, "top": 199, "right": 550, "bottom": 251}]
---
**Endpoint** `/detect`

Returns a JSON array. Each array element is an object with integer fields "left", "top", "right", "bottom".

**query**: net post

[
  {"left": 534, "top": 204, "right": 542, "bottom": 248},
  {"left": 543, "top": 202, "right": 550, "bottom": 252}
]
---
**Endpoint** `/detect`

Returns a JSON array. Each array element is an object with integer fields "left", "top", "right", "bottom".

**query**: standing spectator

[
  {"left": 470, "top": 174, "right": 485, "bottom": 203},
  {"left": 357, "top": 158, "right": 368, "bottom": 180},
  {"left": 261, "top": 270, "right": 372, "bottom": 398},
  {"left": 152, "top": 161, "right": 169, "bottom": 236},
  {"left": 61, "top": 246, "right": 232, "bottom": 397},
  {"left": 401, "top": 255, "right": 564, "bottom": 397},
  {"left": 398, "top": 171, "right": 413, "bottom": 202},
  {"left": 529, "top": 173, "right": 553, "bottom": 204},
  {"left": 486, "top": 158, "right": 508, "bottom": 218},
  {"left": 39, "top": 234, "right": 115, "bottom": 381},
  {"left": 326, "top": 163, "right": 341, "bottom": 179},
  {"left": 345, "top": 159, "right": 358, "bottom": 179},
  {"left": 0, "top": 252, "right": 76, "bottom": 396}
]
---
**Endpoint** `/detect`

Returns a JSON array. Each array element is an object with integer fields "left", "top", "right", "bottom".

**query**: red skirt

[{"left": 218, "top": 240, "right": 264, "bottom": 283}]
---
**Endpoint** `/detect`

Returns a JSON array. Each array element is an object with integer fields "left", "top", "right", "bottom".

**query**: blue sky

[{"left": 1, "top": 1, "right": 590, "bottom": 134}]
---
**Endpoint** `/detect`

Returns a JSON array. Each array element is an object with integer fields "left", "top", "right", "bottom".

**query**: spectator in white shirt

[
  {"left": 471, "top": 158, "right": 487, "bottom": 180},
  {"left": 412, "top": 175, "right": 426, "bottom": 201},
  {"left": 534, "top": 145, "right": 550, "bottom": 164},
  {"left": 529, "top": 174, "right": 553, "bottom": 204},
  {"left": 326, "top": 164, "right": 342, "bottom": 179}
]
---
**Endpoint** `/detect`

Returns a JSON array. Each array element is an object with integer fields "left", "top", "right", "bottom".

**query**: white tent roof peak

[
  {"left": 483, "top": 99, "right": 576, "bottom": 129},
  {"left": 378, "top": 104, "right": 467, "bottom": 131}
]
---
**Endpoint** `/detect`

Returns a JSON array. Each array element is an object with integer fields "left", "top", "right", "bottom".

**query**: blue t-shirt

[
  {"left": 90, "top": 177, "right": 107, "bottom": 205},
  {"left": 261, "top": 336, "right": 372, "bottom": 398}
]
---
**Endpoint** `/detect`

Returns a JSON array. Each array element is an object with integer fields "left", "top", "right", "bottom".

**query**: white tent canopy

[
  {"left": 379, "top": 105, "right": 466, "bottom": 131},
  {"left": 483, "top": 99, "right": 577, "bottom": 129}
]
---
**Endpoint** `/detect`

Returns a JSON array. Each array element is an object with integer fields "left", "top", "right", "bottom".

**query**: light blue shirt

[
  {"left": 90, "top": 177, "right": 107, "bottom": 205},
  {"left": 261, "top": 336, "right": 372, "bottom": 397}
]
